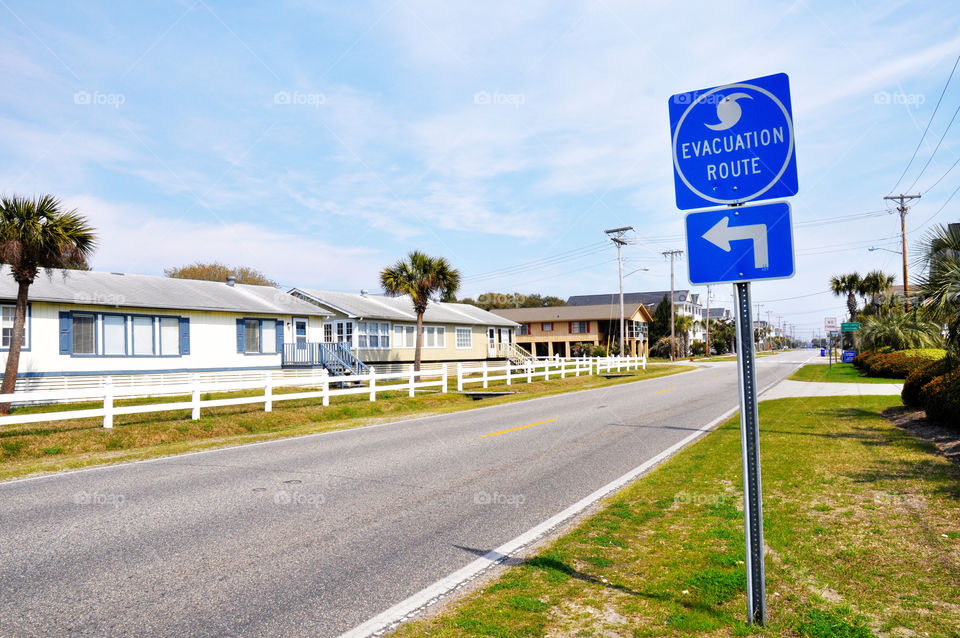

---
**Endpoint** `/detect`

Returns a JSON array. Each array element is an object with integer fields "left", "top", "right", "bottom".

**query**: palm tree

[
  {"left": 0, "top": 195, "right": 96, "bottom": 410},
  {"left": 916, "top": 223, "right": 960, "bottom": 362},
  {"left": 673, "top": 314, "right": 693, "bottom": 357},
  {"left": 860, "top": 311, "right": 944, "bottom": 351},
  {"left": 380, "top": 251, "right": 460, "bottom": 371},
  {"left": 830, "top": 272, "right": 862, "bottom": 322},
  {"left": 859, "top": 270, "right": 896, "bottom": 317}
]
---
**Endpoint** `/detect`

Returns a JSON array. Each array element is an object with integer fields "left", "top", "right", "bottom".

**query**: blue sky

[{"left": 1, "top": 0, "right": 959, "bottom": 340}]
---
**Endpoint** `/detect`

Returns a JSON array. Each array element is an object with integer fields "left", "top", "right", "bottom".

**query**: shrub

[
  {"left": 852, "top": 350, "right": 874, "bottom": 370},
  {"left": 865, "top": 348, "right": 946, "bottom": 379},
  {"left": 902, "top": 358, "right": 953, "bottom": 408},
  {"left": 691, "top": 340, "right": 706, "bottom": 356},
  {"left": 651, "top": 336, "right": 679, "bottom": 358},
  {"left": 920, "top": 367, "right": 960, "bottom": 430}
]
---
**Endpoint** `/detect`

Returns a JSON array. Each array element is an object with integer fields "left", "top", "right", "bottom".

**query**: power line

[
  {"left": 905, "top": 101, "right": 960, "bottom": 192},
  {"left": 911, "top": 180, "right": 960, "bottom": 231},
  {"left": 921, "top": 154, "right": 960, "bottom": 195},
  {"left": 888, "top": 53, "right": 960, "bottom": 195}
]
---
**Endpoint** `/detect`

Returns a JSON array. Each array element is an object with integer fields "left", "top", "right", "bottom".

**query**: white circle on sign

[{"left": 672, "top": 82, "right": 795, "bottom": 205}]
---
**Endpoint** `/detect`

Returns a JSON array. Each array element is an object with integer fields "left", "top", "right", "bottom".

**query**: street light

[
  {"left": 624, "top": 267, "right": 650, "bottom": 278},
  {"left": 868, "top": 246, "right": 901, "bottom": 255}
]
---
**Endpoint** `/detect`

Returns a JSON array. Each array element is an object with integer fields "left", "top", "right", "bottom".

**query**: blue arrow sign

[
  {"left": 669, "top": 73, "right": 798, "bottom": 210},
  {"left": 685, "top": 201, "right": 794, "bottom": 284}
]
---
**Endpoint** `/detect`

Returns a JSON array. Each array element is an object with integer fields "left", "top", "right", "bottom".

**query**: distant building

[
  {"left": 708, "top": 307, "right": 731, "bottom": 321},
  {"left": 568, "top": 290, "right": 704, "bottom": 343},
  {"left": 491, "top": 303, "right": 652, "bottom": 357}
]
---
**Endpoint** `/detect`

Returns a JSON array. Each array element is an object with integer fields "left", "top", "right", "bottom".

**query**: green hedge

[
  {"left": 920, "top": 367, "right": 960, "bottom": 430},
  {"left": 865, "top": 349, "right": 946, "bottom": 379},
  {"left": 902, "top": 358, "right": 952, "bottom": 408}
]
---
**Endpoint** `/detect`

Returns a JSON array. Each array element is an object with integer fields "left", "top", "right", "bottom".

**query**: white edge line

[
  {"left": 0, "top": 365, "right": 702, "bottom": 487},
  {"left": 336, "top": 359, "right": 806, "bottom": 638}
]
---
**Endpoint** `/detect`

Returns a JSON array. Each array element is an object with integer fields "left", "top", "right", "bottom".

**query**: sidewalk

[{"left": 763, "top": 379, "right": 902, "bottom": 399}]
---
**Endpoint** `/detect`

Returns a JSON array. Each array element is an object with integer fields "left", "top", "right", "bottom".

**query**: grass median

[
  {"left": 392, "top": 395, "right": 960, "bottom": 637},
  {"left": 0, "top": 364, "right": 687, "bottom": 482},
  {"left": 789, "top": 363, "right": 901, "bottom": 384}
]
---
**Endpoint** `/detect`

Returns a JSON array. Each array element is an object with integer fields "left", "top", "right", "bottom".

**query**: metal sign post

[
  {"left": 734, "top": 281, "right": 766, "bottom": 625},
  {"left": 670, "top": 72, "right": 798, "bottom": 627}
]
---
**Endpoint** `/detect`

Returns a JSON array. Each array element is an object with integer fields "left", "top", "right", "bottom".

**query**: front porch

[{"left": 282, "top": 342, "right": 369, "bottom": 375}]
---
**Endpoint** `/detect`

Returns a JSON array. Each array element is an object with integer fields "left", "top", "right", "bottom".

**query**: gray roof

[
  {"left": 708, "top": 307, "right": 730, "bottom": 319},
  {"left": 567, "top": 290, "right": 698, "bottom": 306},
  {"left": 491, "top": 303, "right": 652, "bottom": 323},
  {"left": 0, "top": 267, "right": 330, "bottom": 316},
  {"left": 291, "top": 289, "right": 518, "bottom": 327}
]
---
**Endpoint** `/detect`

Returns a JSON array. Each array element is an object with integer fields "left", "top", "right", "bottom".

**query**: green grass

[
  {"left": 789, "top": 363, "right": 901, "bottom": 384},
  {"left": 0, "top": 364, "right": 687, "bottom": 481},
  {"left": 392, "top": 395, "right": 960, "bottom": 637}
]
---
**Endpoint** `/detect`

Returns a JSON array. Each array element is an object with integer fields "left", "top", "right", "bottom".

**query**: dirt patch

[{"left": 883, "top": 405, "right": 960, "bottom": 467}]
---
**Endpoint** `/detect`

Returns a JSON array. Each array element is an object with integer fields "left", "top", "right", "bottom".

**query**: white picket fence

[{"left": 0, "top": 355, "right": 646, "bottom": 429}]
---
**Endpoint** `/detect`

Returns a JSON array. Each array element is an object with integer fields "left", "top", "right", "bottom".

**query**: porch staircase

[
  {"left": 283, "top": 342, "right": 369, "bottom": 376},
  {"left": 497, "top": 342, "right": 533, "bottom": 366}
]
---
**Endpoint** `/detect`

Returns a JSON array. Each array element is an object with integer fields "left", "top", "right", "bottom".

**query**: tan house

[{"left": 491, "top": 304, "right": 651, "bottom": 357}]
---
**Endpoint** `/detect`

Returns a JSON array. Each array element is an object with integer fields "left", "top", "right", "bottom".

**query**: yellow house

[{"left": 491, "top": 303, "right": 651, "bottom": 357}]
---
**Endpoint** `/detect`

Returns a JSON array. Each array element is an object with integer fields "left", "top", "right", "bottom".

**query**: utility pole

[
  {"left": 705, "top": 284, "right": 711, "bottom": 357},
  {"left": 662, "top": 250, "right": 683, "bottom": 360},
  {"left": 606, "top": 227, "right": 634, "bottom": 357},
  {"left": 883, "top": 194, "right": 920, "bottom": 311}
]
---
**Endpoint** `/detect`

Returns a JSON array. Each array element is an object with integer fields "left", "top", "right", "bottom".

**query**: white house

[
  {"left": 288, "top": 288, "right": 521, "bottom": 365},
  {"left": 0, "top": 267, "right": 330, "bottom": 379}
]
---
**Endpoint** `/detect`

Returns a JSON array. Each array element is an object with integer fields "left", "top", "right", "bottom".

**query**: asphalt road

[{"left": 0, "top": 350, "right": 813, "bottom": 637}]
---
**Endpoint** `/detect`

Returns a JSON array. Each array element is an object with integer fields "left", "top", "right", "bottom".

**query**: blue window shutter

[
  {"left": 59, "top": 312, "right": 72, "bottom": 354},
  {"left": 179, "top": 317, "right": 190, "bottom": 355},
  {"left": 236, "top": 318, "right": 245, "bottom": 353},
  {"left": 275, "top": 320, "right": 284, "bottom": 353}
]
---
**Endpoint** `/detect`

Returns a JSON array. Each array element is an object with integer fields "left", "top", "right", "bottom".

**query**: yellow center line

[
  {"left": 482, "top": 418, "right": 557, "bottom": 438},
  {"left": 656, "top": 387, "right": 675, "bottom": 394}
]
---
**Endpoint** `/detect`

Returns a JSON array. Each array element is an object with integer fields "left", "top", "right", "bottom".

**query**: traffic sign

[
  {"left": 841, "top": 322, "right": 860, "bottom": 332},
  {"left": 685, "top": 201, "right": 794, "bottom": 284},
  {"left": 669, "top": 72, "right": 798, "bottom": 210},
  {"left": 824, "top": 317, "right": 838, "bottom": 331}
]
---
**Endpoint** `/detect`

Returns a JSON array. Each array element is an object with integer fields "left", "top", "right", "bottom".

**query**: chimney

[
  {"left": 226, "top": 275, "right": 236, "bottom": 287},
  {"left": 360, "top": 289, "right": 369, "bottom": 297}
]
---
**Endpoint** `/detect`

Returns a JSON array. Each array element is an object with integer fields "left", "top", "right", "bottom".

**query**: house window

[
  {"left": 323, "top": 324, "right": 333, "bottom": 342},
  {"left": 456, "top": 327, "right": 471, "bottom": 349},
  {"left": 159, "top": 317, "right": 180, "bottom": 356},
  {"left": 571, "top": 321, "right": 588, "bottom": 334},
  {"left": 335, "top": 321, "right": 353, "bottom": 345},
  {"left": 132, "top": 316, "right": 154, "bottom": 356},
  {"left": 542, "top": 322, "right": 553, "bottom": 332},
  {"left": 103, "top": 315, "right": 126, "bottom": 355},
  {"left": 356, "top": 322, "right": 390, "bottom": 349},
  {"left": 394, "top": 324, "right": 416, "bottom": 348},
  {"left": 261, "top": 320, "right": 277, "bottom": 354},
  {"left": 0, "top": 305, "right": 28, "bottom": 349},
  {"left": 244, "top": 319, "right": 260, "bottom": 353},
  {"left": 519, "top": 323, "right": 529, "bottom": 336},
  {"left": 424, "top": 326, "right": 445, "bottom": 348},
  {"left": 73, "top": 313, "right": 96, "bottom": 355}
]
